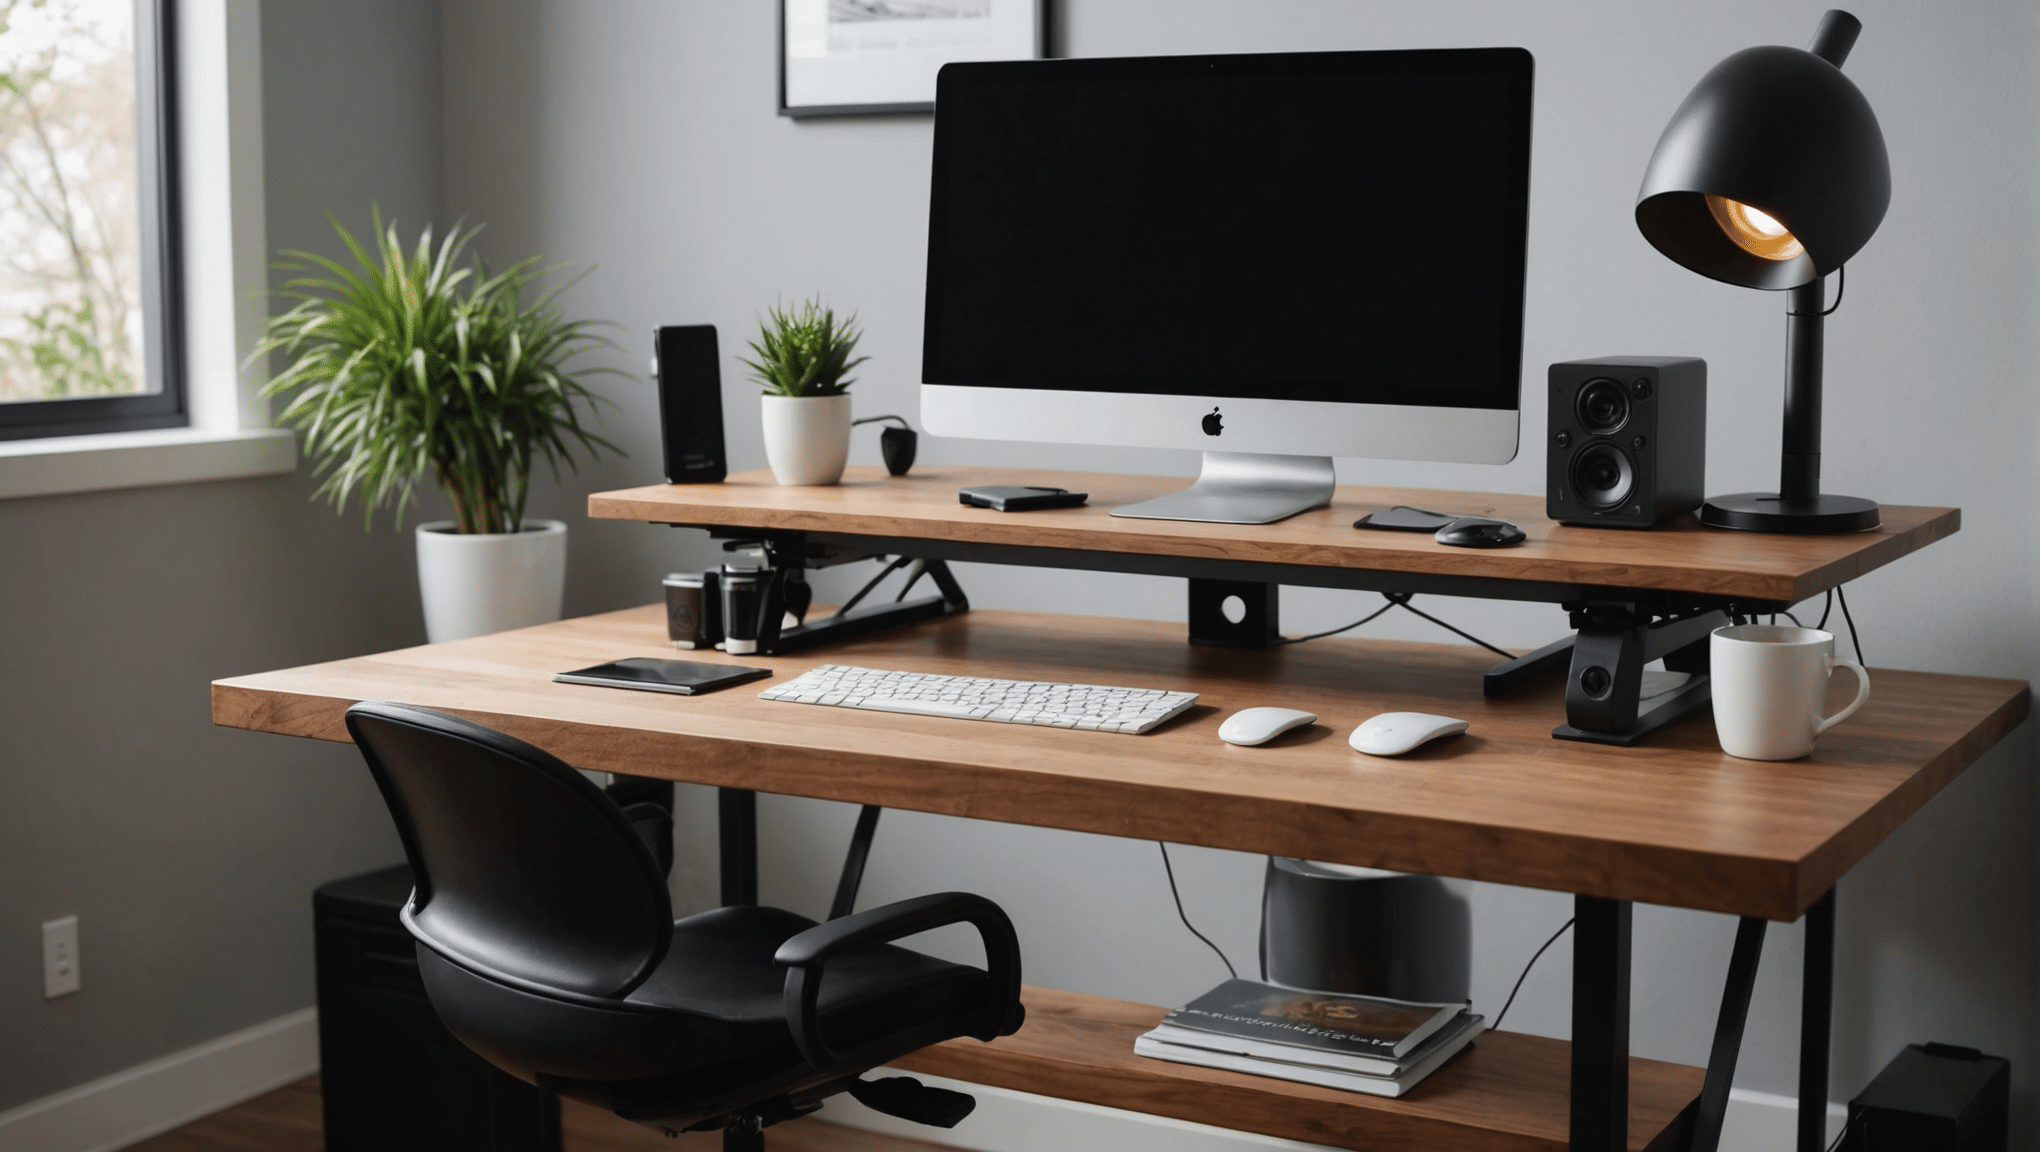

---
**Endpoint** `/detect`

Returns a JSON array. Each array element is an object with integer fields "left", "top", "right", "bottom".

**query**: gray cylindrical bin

[{"left": 1259, "top": 858, "right": 1470, "bottom": 1003}]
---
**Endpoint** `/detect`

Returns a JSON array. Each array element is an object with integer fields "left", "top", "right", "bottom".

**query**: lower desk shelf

[{"left": 890, "top": 987, "right": 1703, "bottom": 1152}]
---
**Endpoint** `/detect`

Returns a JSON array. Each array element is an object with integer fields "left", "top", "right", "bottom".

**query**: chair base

[{"left": 724, "top": 1115, "right": 763, "bottom": 1152}]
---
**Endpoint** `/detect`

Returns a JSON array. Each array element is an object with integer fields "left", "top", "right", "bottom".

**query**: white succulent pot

[
  {"left": 415, "top": 519, "right": 568, "bottom": 643},
  {"left": 761, "top": 393, "right": 852, "bottom": 485}
]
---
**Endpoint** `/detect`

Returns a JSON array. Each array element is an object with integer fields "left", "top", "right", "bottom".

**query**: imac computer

[{"left": 921, "top": 49, "right": 1534, "bottom": 524}]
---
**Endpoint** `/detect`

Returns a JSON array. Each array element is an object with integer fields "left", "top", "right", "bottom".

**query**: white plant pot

[
  {"left": 761, "top": 393, "right": 852, "bottom": 485},
  {"left": 415, "top": 519, "right": 568, "bottom": 643}
]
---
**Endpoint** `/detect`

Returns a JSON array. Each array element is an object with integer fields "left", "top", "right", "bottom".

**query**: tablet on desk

[{"left": 553, "top": 658, "right": 771, "bottom": 696}]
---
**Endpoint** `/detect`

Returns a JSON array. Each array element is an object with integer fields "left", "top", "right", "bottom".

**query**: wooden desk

[
  {"left": 213, "top": 606, "right": 2024, "bottom": 924},
  {"left": 212, "top": 605, "right": 2026, "bottom": 1152}
]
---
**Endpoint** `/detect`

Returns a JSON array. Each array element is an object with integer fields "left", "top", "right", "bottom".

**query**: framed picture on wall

[{"left": 779, "top": 0, "right": 1045, "bottom": 118}]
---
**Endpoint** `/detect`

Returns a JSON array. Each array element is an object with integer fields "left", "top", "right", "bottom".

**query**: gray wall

[
  {"left": 6, "top": 0, "right": 2034, "bottom": 1142},
  {"left": 0, "top": 1, "right": 436, "bottom": 1112},
  {"left": 439, "top": 0, "right": 2040, "bottom": 1135}
]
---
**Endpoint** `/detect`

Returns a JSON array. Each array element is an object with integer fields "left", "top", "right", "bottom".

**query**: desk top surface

[
  {"left": 213, "top": 605, "right": 2025, "bottom": 922},
  {"left": 589, "top": 466, "right": 1960, "bottom": 604}
]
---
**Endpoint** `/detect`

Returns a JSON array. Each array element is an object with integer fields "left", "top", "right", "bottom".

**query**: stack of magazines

[{"left": 1134, "top": 979, "right": 1485, "bottom": 1098}]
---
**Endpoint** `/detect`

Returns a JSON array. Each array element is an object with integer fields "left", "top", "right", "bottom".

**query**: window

[{"left": 0, "top": 0, "right": 178, "bottom": 441}]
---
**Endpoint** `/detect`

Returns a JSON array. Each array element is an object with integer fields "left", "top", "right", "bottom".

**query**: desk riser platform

[{"left": 601, "top": 467, "right": 1960, "bottom": 745}]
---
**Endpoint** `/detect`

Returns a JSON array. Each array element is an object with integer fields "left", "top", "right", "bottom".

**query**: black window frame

[{"left": 0, "top": 0, "right": 183, "bottom": 442}]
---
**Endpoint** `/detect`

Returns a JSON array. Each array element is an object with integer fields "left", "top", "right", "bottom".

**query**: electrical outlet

[{"left": 43, "top": 916, "right": 80, "bottom": 998}]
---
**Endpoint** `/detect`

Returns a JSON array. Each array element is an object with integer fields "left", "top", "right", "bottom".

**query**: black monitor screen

[{"left": 924, "top": 49, "right": 1533, "bottom": 410}]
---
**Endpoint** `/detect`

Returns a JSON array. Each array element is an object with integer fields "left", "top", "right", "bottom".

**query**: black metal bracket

[
  {"left": 1188, "top": 579, "right": 1280, "bottom": 649},
  {"left": 1691, "top": 917, "right": 1769, "bottom": 1152},
  {"left": 1799, "top": 890, "right": 1835, "bottom": 1152},
  {"left": 1572, "top": 895, "right": 1633, "bottom": 1152},
  {"left": 1485, "top": 635, "right": 1576, "bottom": 697},
  {"left": 731, "top": 534, "right": 971, "bottom": 657},
  {"left": 1551, "top": 604, "right": 1728, "bottom": 746},
  {"left": 719, "top": 788, "right": 758, "bottom": 906},
  {"left": 829, "top": 805, "right": 884, "bottom": 920}
]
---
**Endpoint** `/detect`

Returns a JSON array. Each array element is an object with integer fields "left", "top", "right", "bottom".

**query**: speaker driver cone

[
  {"left": 1575, "top": 378, "right": 1630, "bottom": 435},
  {"left": 1572, "top": 441, "right": 1635, "bottom": 509}
]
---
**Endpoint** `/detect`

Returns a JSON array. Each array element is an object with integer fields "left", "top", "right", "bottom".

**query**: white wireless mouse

[
  {"left": 1349, "top": 712, "right": 1469, "bottom": 756},
  {"left": 1218, "top": 707, "right": 1319, "bottom": 747}
]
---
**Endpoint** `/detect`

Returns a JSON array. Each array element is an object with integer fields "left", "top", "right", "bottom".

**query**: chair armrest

[{"left": 776, "top": 892, "right": 1022, "bottom": 1073}]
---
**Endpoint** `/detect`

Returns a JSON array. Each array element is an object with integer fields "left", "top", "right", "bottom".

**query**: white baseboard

[
  {"left": 1723, "top": 1087, "right": 1849, "bottom": 1151},
  {"left": 0, "top": 1008, "right": 319, "bottom": 1152},
  {"left": 823, "top": 1070, "right": 1848, "bottom": 1152}
]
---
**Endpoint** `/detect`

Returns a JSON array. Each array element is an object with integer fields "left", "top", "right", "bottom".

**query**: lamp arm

[
  {"left": 1779, "top": 279, "right": 1825, "bottom": 502},
  {"left": 1808, "top": 10, "right": 1861, "bottom": 68}
]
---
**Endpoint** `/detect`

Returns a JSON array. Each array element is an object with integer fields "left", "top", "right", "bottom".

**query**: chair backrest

[{"left": 345, "top": 701, "right": 672, "bottom": 999}]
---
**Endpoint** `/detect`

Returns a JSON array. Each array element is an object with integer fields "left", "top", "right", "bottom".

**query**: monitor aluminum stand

[{"left": 1110, "top": 452, "right": 1335, "bottom": 525}]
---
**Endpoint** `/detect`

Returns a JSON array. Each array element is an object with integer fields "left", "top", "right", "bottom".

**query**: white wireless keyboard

[{"left": 758, "top": 664, "right": 1198, "bottom": 734}]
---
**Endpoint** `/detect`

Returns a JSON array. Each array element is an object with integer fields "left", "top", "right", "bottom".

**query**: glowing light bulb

[{"left": 1707, "top": 195, "right": 1806, "bottom": 261}]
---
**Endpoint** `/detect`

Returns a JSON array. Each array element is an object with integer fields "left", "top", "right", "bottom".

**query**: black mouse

[{"left": 1434, "top": 516, "right": 1525, "bottom": 548}]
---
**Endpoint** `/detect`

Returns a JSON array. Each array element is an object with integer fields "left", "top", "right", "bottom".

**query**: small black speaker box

[
  {"left": 1547, "top": 356, "right": 1705, "bottom": 528},
  {"left": 655, "top": 324, "right": 727, "bottom": 483},
  {"left": 1841, "top": 1042, "right": 2008, "bottom": 1152}
]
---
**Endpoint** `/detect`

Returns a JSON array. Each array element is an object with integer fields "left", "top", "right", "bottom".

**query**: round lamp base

[{"left": 1700, "top": 492, "right": 1881, "bottom": 534}]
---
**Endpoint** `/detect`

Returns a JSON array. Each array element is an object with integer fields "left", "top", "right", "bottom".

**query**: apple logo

[{"left": 1202, "top": 406, "right": 1224, "bottom": 436}]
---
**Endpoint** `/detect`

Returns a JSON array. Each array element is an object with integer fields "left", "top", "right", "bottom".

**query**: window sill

[{"left": 0, "top": 426, "right": 296, "bottom": 501}]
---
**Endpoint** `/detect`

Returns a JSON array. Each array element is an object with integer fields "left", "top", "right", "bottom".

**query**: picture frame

[{"left": 779, "top": 0, "right": 1046, "bottom": 119}]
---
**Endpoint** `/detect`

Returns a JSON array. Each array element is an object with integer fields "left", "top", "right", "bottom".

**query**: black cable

[
  {"left": 1825, "top": 1112, "right": 1855, "bottom": 1152},
  {"left": 832, "top": 556, "right": 911, "bottom": 619},
  {"left": 892, "top": 559, "right": 927, "bottom": 602},
  {"left": 1789, "top": 264, "right": 1846, "bottom": 317},
  {"left": 1390, "top": 593, "right": 1516, "bottom": 660},
  {"left": 1277, "top": 591, "right": 1515, "bottom": 660},
  {"left": 1817, "top": 589, "right": 1834, "bottom": 631},
  {"left": 1490, "top": 918, "right": 1574, "bottom": 1032},
  {"left": 1837, "top": 584, "right": 1863, "bottom": 665},
  {"left": 1158, "top": 842, "right": 1236, "bottom": 980},
  {"left": 1276, "top": 598, "right": 1399, "bottom": 645}
]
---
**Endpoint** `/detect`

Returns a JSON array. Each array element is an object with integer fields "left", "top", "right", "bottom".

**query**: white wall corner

[
  {"left": 178, "top": 0, "right": 271, "bottom": 435},
  {"left": 0, "top": 1008, "right": 318, "bottom": 1152}
]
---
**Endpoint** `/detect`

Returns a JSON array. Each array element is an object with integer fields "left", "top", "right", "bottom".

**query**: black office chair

[{"left": 344, "top": 701, "right": 1024, "bottom": 1151}]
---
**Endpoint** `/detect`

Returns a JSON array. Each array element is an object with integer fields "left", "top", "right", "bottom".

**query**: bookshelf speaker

[
  {"left": 1546, "top": 356, "right": 1706, "bottom": 528},
  {"left": 656, "top": 325, "right": 727, "bottom": 484}
]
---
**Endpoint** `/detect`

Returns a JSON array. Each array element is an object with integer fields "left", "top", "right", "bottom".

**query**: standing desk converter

[{"left": 214, "top": 467, "right": 2025, "bottom": 1152}]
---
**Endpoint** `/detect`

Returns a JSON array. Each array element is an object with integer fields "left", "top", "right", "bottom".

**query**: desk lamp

[{"left": 1635, "top": 9, "right": 1889, "bottom": 533}]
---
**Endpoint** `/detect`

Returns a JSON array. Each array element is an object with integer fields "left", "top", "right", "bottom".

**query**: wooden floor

[{"left": 123, "top": 1076, "right": 957, "bottom": 1152}]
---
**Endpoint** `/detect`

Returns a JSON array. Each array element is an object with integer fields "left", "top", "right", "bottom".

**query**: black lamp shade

[{"left": 1636, "top": 45, "right": 1890, "bottom": 290}]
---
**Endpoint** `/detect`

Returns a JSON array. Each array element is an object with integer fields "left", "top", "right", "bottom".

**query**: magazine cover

[{"left": 1161, "top": 979, "right": 1464, "bottom": 1058}]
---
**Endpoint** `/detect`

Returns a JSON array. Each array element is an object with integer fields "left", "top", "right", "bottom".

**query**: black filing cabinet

[{"left": 314, "top": 864, "right": 562, "bottom": 1152}]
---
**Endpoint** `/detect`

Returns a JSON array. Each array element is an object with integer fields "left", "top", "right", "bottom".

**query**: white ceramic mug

[{"left": 1710, "top": 624, "right": 1870, "bottom": 761}]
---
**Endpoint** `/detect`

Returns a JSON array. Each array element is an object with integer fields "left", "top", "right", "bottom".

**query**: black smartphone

[
  {"left": 553, "top": 658, "right": 769, "bottom": 696},
  {"left": 958, "top": 485, "right": 1089, "bottom": 511},
  {"left": 656, "top": 325, "right": 728, "bottom": 483}
]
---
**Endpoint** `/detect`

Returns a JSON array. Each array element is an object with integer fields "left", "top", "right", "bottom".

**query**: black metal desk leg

[
  {"left": 1692, "top": 917, "right": 1769, "bottom": 1152},
  {"left": 1800, "top": 889, "right": 1835, "bottom": 1152},
  {"left": 719, "top": 787, "right": 758, "bottom": 905},
  {"left": 1572, "top": 896, "right": 1632, "bottom": 1152}
]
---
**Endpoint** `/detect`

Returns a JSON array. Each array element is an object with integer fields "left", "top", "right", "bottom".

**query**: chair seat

[
  {"left": 628, "top": 905, "right": 988, "bottom": 1059},
  {"left": 418, "top": 901, "right": 991, "bottom": 1125}
]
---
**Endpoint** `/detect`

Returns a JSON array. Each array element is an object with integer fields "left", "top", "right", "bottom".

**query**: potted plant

[
  {"left": 254, "top": 211, "right": 620, "bottom": 642},
  {"left": 741, "top": 296, "right": 867, "bottom": 485}
]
